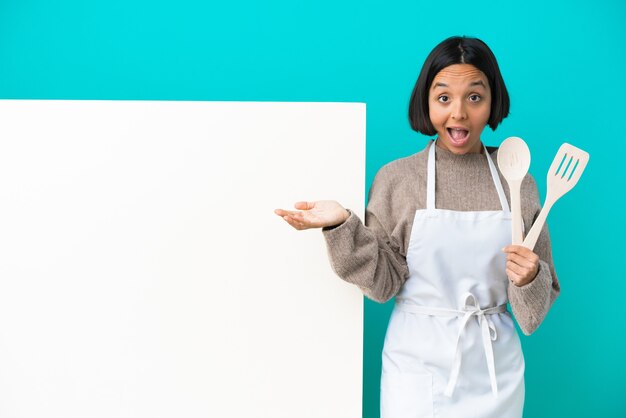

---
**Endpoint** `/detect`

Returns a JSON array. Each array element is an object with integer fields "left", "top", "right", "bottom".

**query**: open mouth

[{"left": 446, "top": 127, "right": 470, "bottom": 145}]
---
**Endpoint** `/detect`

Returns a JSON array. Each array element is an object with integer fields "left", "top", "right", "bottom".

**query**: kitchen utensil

[
  {"left": 497, "top": 137, "right": 531, "bottom": 245},
  {"left": 522, "top": 143, "right": 590, "bottom": 250}
]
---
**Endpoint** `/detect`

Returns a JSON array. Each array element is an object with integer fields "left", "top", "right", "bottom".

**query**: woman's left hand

[{"left": 502, "top": 245, "right": 540, "bottom": 287}]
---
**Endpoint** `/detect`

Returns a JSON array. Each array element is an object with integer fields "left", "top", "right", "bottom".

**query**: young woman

[{"left": 275, "top": 36, "right": 560, "bottom": 418}]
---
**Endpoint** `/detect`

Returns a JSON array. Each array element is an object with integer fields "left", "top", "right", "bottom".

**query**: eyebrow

[{"left": 433, "top": 80, "right": 486, "bottom": 89}]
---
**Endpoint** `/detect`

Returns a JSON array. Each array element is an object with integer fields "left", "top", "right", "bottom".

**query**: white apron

[{"left": 380, "top": 141, "right": 525, "bottom": 418}]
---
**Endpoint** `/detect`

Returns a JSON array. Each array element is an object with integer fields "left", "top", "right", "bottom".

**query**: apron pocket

[{"left": 380, "top": 371, "right": 434, "bottom": 418}]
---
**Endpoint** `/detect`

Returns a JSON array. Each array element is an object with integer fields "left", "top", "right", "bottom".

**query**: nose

[{"left": 451, "top": 100, "right": 467, "bottom": 120}]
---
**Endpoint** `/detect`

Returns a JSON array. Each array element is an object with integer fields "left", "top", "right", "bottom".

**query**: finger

[
  {"left": 290, "top": 213, "right": 316, "bottom": 230},
  {"left": 505, "top": 252, "right": 537, "bottom": 270},
  {"left": 282, "top": 215, "right": 306, "bottom": 230},
  {"left": 275, "top": 208, "right": 307, "bottom": 220},
  {"left": 506, "top": 267, "right": 523, "bottom": 285},
  {"left": 275, "top": 208, "right": 298, "bottom": 217},
  {"left": 506, "top": 260, "right": 534, "bottom": 279},
  {"left": 502, "top": 245, "right": 539, "bottom": 267},
  {"left": 506, "top": 260, "right": 525, "bottom": 276},
  {"left": 288, "top": 212, "right": 308, "bottom": 225},
  {"left": 502, "top": 245, "right": 537, "bottom": 259}
]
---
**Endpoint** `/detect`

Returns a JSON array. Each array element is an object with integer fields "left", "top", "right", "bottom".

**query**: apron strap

[
  {"left": 426, "top": 140, "right": 511, "bottom": 214},
  {"left": 427, "top": 141, "right": 436, "bottom": 211},
  {"left": 484, "top": 146, "right": 510, "bottom": 213}
]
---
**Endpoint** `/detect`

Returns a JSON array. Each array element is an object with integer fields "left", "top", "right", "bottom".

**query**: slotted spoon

[
  {"left": 522, "top": 143, "right": 590, "bottom": 250},
  {"left": 497, "top": 136, "right": 531, "bottom": 245}
]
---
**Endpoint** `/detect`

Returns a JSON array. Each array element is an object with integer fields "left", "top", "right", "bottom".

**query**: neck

[{"left": 435, "top": 138, "right": 483, "bottom": 154}]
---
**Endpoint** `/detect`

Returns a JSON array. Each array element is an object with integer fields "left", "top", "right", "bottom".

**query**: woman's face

[{"left": 428, "top": 63, "right": 491, "bottom": 154}]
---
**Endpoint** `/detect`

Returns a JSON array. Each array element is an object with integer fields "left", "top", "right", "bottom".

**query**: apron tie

[
  {"left": 394, "top": 293, "right": 506, "bottom": 399},
  {"left": 444, "top": 293, "right": 503, "bottom": 399}
]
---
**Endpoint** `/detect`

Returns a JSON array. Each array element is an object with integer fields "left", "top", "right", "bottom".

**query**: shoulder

[
  {"left": 372, "top": 142, "right": 429, "bottom": 191},
  {"left": 365, "top": 145, "right": 427, "bottom": 234},
  {"left": 521, "top": 171, "right": 540, "bottom": 202}
]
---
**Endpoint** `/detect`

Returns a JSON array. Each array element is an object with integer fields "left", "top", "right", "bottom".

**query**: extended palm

[{"left": 274, "top": 200, "right": 349, "bottom": 230}]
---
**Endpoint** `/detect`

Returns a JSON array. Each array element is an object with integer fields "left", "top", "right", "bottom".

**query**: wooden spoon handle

[
  {"left": 511, "top": 182, "right": 523, "bottom": 245},
  {"left": 522, "top": 199, "right": 553, "bottom": 251}
]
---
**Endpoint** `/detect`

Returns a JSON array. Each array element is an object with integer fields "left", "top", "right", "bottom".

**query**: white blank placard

[{"left": 0, "top": 100, "right": 365, "bottom": 418}]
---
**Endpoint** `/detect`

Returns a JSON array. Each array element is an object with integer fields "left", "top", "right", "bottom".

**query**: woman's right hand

[{"left": 274, "top": 200, "right": 350, "bottom": 230}]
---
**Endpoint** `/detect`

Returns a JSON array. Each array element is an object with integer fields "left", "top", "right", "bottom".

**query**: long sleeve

[
  {"left": 321, "top": 165, "right": 410, "bottom": 303},
  {"left": 320, "top": 143, "right": 561, "bottom": 327},
  {"left": 507, "top": 174, "right": 561, "bottom": 336}
]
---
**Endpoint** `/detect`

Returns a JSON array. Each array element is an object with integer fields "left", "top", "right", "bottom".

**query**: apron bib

[{"left": 380, "top": 141, "right": 525, "bottom": 418}]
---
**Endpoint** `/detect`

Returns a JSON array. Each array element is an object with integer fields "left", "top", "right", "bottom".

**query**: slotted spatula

[{"left": 522, "top": 143, "right": 589, "bottom": 250}]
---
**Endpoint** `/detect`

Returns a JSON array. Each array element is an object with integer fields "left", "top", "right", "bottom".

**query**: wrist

[
  {"left": 342, "top": 208, "right": 351, "bottom": 223},
  {"left": 322, "top": 209, "right": 351, "bottom": 231}
]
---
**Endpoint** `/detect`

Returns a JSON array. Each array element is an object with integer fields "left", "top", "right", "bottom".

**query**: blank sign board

[{"left": 0, "top": 100, "right": 365, "bottom": 418}]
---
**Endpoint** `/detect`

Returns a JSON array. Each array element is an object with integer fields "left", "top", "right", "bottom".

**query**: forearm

[
  {"left": 322, "top": 209, "right": 409, "bottom": 303},
  {"left": 508, "top": 220, "right": 560, "bottom": 335}
]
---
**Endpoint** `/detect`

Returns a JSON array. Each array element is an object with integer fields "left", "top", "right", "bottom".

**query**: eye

[
  {"left": 437, "top": 95, "right": 449, "bottom": 103},
  {"left": 469, "top": 94, "right": 481, "bottom": 102}
]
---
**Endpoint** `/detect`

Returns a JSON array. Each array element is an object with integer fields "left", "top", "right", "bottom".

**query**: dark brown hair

[{"left": 408, "top": 36, "right": 510, "bottom": 136}]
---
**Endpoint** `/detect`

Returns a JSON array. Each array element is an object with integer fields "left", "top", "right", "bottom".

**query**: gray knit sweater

[{"left": 322, "top": 141, "right": 560, "bottom": 336}]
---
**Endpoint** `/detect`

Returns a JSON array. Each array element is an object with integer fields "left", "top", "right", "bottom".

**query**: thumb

[{"left": 294, "top": 201, "right": 315, "bottom": 210}]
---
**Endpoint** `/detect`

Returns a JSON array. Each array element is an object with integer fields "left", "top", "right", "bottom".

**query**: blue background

[{"left": 1, "top": 0, "right": 624, "bottom": 416}]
